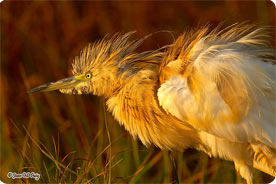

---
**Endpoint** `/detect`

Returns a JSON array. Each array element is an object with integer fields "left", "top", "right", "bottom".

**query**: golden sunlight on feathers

[
  {"left": 158, "top": 24, "right": 275, "bottom": 183},
  {"left": 29, "top": 23, "right": 275, "bottom": 183}
]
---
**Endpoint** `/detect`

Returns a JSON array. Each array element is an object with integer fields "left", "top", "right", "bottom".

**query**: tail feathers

[
  {"left": 233, "top": 143, "right": 275, "bottom": 184},
  {"left": 253, "top": 160, "right": 276, "bottom": 177},
  {"left": 251, "top": 144, "right": 276, "bottom": 177}
]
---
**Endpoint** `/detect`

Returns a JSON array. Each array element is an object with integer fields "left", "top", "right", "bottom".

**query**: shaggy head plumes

[
  {"left": 60, "top": 32, "right": 162, "bottom": 96},
  {"left": 29, "top": 24, "right": 276, "bottom": 184}
]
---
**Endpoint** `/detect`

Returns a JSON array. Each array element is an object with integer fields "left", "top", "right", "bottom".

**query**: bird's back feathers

[
  {"left": 158, "top": 24, "right": 276, "bottom": 182},
  {"left": 66, "top": 24, "right": 276, "bottom": 183}
]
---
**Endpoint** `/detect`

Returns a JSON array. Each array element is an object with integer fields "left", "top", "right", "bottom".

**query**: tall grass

[
  {"left": 1, "top": 65, "right": 272, "bottom": 183},
  {"left": 1, "top": 1, "right": 275, "bottom": 183}
]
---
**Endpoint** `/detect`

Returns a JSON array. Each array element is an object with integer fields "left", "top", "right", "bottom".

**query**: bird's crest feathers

[{"left": 72, "top": 32, "right": 162, "bottom": 76}]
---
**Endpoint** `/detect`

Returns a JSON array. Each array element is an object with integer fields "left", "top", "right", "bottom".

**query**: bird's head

[{"left": 28, "top": 32, "right": 162, "bottom": 97}]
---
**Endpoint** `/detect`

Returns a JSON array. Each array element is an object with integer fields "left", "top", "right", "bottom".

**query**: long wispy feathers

[
  {"left": 160, "top": 23, "right": 275, "bottom": 118},
  {"left": 72, "top": 32, "right": 162, "bottom": 75},
  {"left": 58, "top": 24, "right": 275, "bottom": 183},
  {"left": 158, "top": 23, "right": 275, "bottom": 183}
]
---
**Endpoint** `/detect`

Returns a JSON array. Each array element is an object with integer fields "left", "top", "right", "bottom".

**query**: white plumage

[
  {"left": 29, "top": 23, "right": 276, "bottom": 183},
  {"left": 158, "top": 24, "right": 275, "bottom": 183}
]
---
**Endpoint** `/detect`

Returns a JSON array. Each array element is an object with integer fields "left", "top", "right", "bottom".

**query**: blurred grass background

[{"left": 0, "top": 1, "right": 275, "bottom": 183}]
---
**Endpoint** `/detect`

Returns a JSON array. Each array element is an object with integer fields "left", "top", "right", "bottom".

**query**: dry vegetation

[{"left": 1, "top": 1, "right": 275, "bottom": 183}]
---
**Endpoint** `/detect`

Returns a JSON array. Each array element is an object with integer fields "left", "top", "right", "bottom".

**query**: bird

[{"left": 28, "top": 23, "right": 276, "bottom": 183}]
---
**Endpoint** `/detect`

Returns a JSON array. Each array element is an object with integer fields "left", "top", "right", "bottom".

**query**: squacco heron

[{"left": 29, "top": 24, "right": 276, "bottom": 183}]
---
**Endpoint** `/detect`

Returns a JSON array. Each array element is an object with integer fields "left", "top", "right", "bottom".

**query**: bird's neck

[{"left": 105, "top": 68, "right": 199, "bottom": 150}]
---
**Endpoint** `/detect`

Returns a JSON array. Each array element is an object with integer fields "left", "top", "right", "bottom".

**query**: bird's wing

[{"left": 158, "top": 24, "right": 276, "bottom": 148}]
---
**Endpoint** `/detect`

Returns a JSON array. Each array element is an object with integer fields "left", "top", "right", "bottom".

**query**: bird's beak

[{"left": 28, "top": 74, "right": 86, "bottom": 93}]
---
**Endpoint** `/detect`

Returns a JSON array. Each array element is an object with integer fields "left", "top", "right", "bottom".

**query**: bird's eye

[{"left": 86, "top": 73, "right": 92, "bottom": 79}]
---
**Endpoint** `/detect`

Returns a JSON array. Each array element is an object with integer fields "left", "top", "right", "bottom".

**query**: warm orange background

[{"left": 1, "top": 1, "right": 275, "bottom": 183}]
